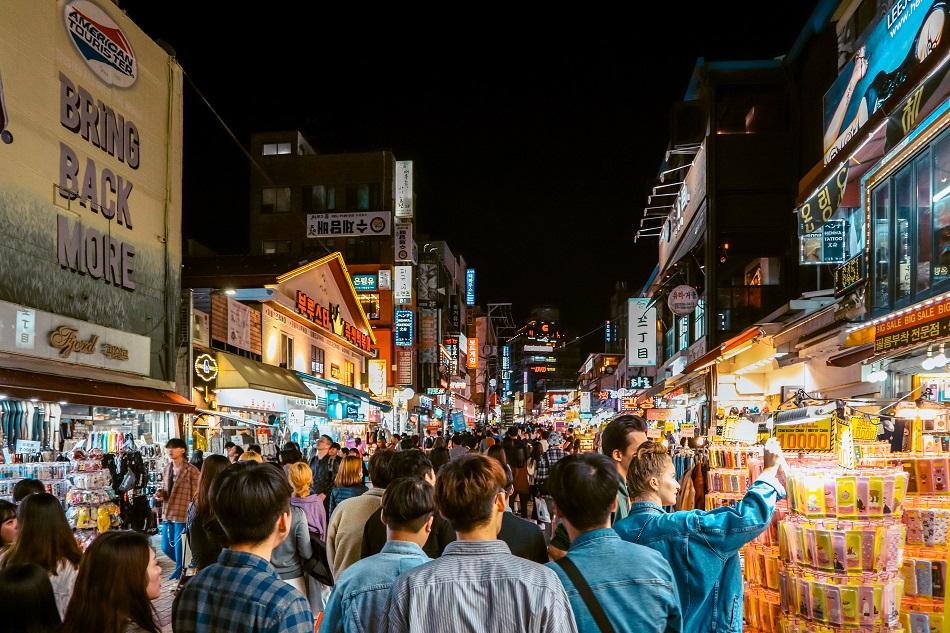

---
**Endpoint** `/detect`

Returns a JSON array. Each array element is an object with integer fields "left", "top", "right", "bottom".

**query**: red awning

[{"left": 0, "top": 368, "right": 194, "bottom": 413}]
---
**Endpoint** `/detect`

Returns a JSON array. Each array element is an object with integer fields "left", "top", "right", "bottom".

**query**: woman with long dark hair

[
  {"left": 0, "top": 499, "right": 17, "bottom": 552},
  {"left": 487, "top": 444, "right": 514, "bottom": 491},
  {"left": 186, "top": 453, "right": 230, "bottom": 571},
  {"left": 0, "top": 563, "right": 62, "bottom": 633},
  {"left": 0, "top": 492, "right": 80, "bottom": 618},
  {"left": 61, "top": 531, "right": 161, "bottom": 633}
]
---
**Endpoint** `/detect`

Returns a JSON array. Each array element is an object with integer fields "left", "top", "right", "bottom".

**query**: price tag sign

[
  {"left": 664, "top": 421, "right": 676, "bottom": 433},
  {"left": 647, "top": 428, "right": 662, "bottom": 439},
  {"left": 680, "top": 424, "right": 695, "bottom": 438},
  {"left": 719, "top": 417, "right": 758, "bottom": 444},
  {"left": 849, "top": 416, "right": 880, "bottom": 441},
  {"left": 15, "top": 439, "right": 41, "bottom": 454},
  {"left": 775, "top": 418, "right": 835, "bottom": 452}
]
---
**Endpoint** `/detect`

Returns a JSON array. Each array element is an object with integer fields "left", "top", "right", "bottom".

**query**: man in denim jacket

[
  {"left": 547, "top": 453, "right": 682, "bottom": 633},
  {"left": 319, "top": 477, "right": 432, "bottom": 633},
  {"left": 614, "top": 438, "right": 786, "bottom": 633}
]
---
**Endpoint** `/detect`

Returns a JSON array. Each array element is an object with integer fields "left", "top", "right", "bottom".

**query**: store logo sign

[
  {"left": 49, "top": 326, "right": 98, "bottom": 358},
  {"left": 63, "top": 1, "right": 137, "bottom": 88},
  {"left": 194, "top": 353, "right": 218, "bottom": 382}
]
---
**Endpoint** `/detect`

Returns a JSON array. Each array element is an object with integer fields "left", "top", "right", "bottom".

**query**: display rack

[
  {"left": 0, "top": 461, "right": 70, "bottom": 503},
  {"left": 65, "top": 454, "right": 120, "bottom": 550}
]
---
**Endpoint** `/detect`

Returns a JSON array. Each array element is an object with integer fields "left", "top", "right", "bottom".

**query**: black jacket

[
  {"left": 498, "top": 512, "right": 549, "bottom": 563},
  {"left": 360, "top": 506, "right": 456, "bottom": 559}
]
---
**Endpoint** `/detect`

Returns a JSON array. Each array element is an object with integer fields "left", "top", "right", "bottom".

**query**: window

[
  {"left": 694, "top": 298, "right": 706, "bottom": 340},
  {"left": 311, "top": 345, "right": 325, "bottom": 377},
  {"left": 262, "top": 187, "right": 291, "bottom": 213},
  {"left": 664, "top": 326, "right": 675, "bottom": 361},
  {"left": 678, "top": 315, "right": 690, "bottom": 352},
  {"left": 280, "top": 333, "right": 293, "bottom": 369},
  {"left": 872, "top": 130, "right": 950, "bottom": 310},
  {"left": 327, "top": 186, "right": 337, "bottom": 210},
  {"left": 358, "top": 293, "right": 380, "bottom": 319},
  {"left": 344, "top": 360, "right": 355, "bottom": 388},
  {"left": 262, "top": 142, "right": 292, "bottom": 156},
  {"left": 303, "top": 185, "right": 327, "bottom": 212},
  {"left": 262, "top": 240, "right": 292, "bottom": 255}
]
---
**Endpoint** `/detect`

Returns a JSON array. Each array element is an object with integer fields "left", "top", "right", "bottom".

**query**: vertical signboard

[
  {"left": 397, "top": 349, "right": 414, "bottom": 385},
  {"left": 368, "top": 358, "right": 387, "bottom": 396},
  {"left": 394, "top": 223, "right": 416, "bottom": 263},
  {"left": 628, "top": 298, "right": 657, "bottom": 367},
  {"left": 467, "top": 337, "right": 478, "bottom": 369},
  {"left": 395, "top": 160, "right": 413, "bottom": 219},
  {"left": 394, "top": 266, "right": 412, "bottom": 303},
  {"left": 394, "top": 309, "right": 414, "bottom": 347},
  {"left": 580, "top": 391, "right": 591, "bottom": 414},
  {"left": 420, "top": 309, "right": 438, "bottom": 363},
  {"left": 378, "top": 269, "right": 392, "bottom": 290},
  {"left": 465, "top": 269, "right": 476, "bottom": 306},
  {"left": 227, "top": 298, "right": 252, "bottom": 353}
]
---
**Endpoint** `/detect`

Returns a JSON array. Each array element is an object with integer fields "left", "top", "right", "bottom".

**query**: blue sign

[
  {"left": 605, "top": 320, "right": 613, "bottom": 344},
  {"left": 352, "top": 273, "right": 377, "bottom": 292},
  {"left": 465, "top": 269, "right": 476, "bottom": 306},
  {"left": 452, "top": 411, "right": 466, "bottom": 432},
  {"left": 395, "top": 310, "right": 414, "bottom": 347}
]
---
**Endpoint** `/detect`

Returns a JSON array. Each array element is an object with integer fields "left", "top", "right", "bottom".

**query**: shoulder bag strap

[{"left": 554, "top": 555, "right": 617, "bottom": 633}]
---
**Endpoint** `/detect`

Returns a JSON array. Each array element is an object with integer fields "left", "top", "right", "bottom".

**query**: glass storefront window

[
  {"left": 678, "top": 315, "right": 689, "bottom": 351},
  {"left": 872, "top": 129, "right": 950, "bottom": 311},
  {"left": 694, "top": 298, "right": 705, "bottom": 340}
]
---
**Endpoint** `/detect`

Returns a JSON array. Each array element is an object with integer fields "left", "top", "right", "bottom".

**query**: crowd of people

[{"left": 0, "top": 415, "right": 788, "bottom": 633}]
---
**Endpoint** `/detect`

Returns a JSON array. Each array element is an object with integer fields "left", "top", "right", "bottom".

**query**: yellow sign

[
  {"left": 849, "top": 415, "right": 879, "bottom": 441},
  {"left": 680, "top": 424, "right": 695, "bottom": 438},
  {"left": 664, "top": 421, "right": 676, "bottom": 432},
  {"left": 776, "top": 417, "right": 835, "bottom": 452}
]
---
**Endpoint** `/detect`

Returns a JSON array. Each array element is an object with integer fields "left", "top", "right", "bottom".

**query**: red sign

[
  {"left": 877, "top": 296, "right": 950, "bottom": 336},
  {"left": 467, "top": 337, "right": 478, "bottom": 369},
  {"left": 295, "top": 290, "right": 371, "bottom": 352},
  {"left": 397, "top": 349, "right": 414, "bottom": 386}
]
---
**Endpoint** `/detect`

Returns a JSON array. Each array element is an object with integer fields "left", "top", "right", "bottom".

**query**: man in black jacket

[
  {"left": 360, "top": 449, "right": 456, "bottom": 558},
  {"left": 308, "top": 435, "right": 335, "bottom": 513},
  {"left": 502, "top": 427, "right": 531, "bottom": 518}
]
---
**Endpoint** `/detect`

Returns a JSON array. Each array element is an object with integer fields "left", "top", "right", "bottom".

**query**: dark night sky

[{"left": 124, "top": 4, "right": 819, "bottom": 347}]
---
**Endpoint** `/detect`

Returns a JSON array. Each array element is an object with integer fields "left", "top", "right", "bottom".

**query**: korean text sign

[{"left": 627, "top": 298, "right": 657, "bottom": 367}]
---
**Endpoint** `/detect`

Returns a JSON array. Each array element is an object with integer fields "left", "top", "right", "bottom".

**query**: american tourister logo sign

[{"left": 63, "top": 1, "right": 138, "bottom": 88}]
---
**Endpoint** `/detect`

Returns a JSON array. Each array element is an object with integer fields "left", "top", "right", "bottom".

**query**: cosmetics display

[{"left": 0, "top": 461, "right": 70, "bottom": 503}]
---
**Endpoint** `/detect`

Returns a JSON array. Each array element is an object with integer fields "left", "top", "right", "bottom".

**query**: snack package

[{"left": 837, "top": 476, "right": 856, "bottom": 517}]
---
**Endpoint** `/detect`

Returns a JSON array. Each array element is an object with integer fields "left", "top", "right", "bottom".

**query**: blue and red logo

[{"left": 63, "top": 1, "right": 137, "bottom": 88}]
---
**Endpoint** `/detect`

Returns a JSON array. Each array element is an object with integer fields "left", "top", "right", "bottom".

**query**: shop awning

[
  {"left": 0, "top": 367, "right": 194, "bottom": 413},
  {"left": 683, "top": 326, "right": 762, "bottom": 375},
  {"left": 194, "top": 408, "right": 277, "bottom": 427},
  {"left": 296, "top": 373, "right": 393, "bottom": 412},
  {"left": 215, "top": 352, "right": 313, "bottom": 399},
  {"left": 827, "top": 344, "right": 875, "bottom": 368}
]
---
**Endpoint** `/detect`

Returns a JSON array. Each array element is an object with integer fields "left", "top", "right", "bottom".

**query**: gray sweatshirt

[{"left": 270, "top": 506, "right": 312, "bottom": 580}]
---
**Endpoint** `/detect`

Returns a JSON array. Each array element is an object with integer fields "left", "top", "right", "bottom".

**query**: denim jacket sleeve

[{"left": 691, "top": 473, "right": 785, "bottom": 556}]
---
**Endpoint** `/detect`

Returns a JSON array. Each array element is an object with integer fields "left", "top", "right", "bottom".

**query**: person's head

[
  {"left": 335, "top": 454, "right": 365, "bottom": 487},
  {"left": 316, "top": 434, "right": 332, "bottom": 457},
  {"left": 434, "top": 454, "right": 507, "bottom": 536},
  {"left": 389, "top": 449, "right": 436, "bottom": 485},
  {"left": 238, "top": 450, "right": 264, "bottom": 463},
  {"left": 229, "top": 445, "right": 245, "bottom": 462},
  {"left": 626, "top": 440, "right": 679, "bottom": 506},
  {"left": 400, "top": 436, "right": 416, "bottom": 450},
  {"left": 601, "top": 415, "right": 648, "bottom": 476},
  {"left": 3, "top": 493, "right": 80, "bottom": 573},
  {"left": 61, "top": 531, "right": 161, "bottom": 633},
  {"left": 0, "top": 500, "right": 16, "bottom": 547},
  {"left": 382, "top": 477, "right": 436, "bottom": 547},
  {"left": 288, "top": 462, "right": 313, "bottom": 498},
  {"left": 329, "top": 442, "right": 341, "bottom": 457},
  {"left": 541, "top": 430, "right": 550, "bottom": 440},
  {"left": 224, "top": 441, "right": 235, "bottom": 451},
  {"left": 355, "top": 437, "right": 362, "bottom": 446},
  {"left": 12, "top": 479, "right": 45, "bottom": 503},
  {"left": 425, "top": 429, "right": 432, "bottom": 436},
  {"left": 0, "top": 563, "right": 61, "bottom": 633},
  {"left": 341, "top": 447, "right": 351, "bottom": 456},
  {"left": 211, "top": 463, "right": 292, "bottom": 548},
  {"left": 165, "top": 437, "right": 187, "bottom": 462},
  {"left": 279, "top": 444, "right": 303, "bottom": 466},
  {"left": 189, "top": 450, "right": 204, "bottom": 470},
  {"left": 549, "top": 453, "right": 621, "bottom": 535},
  {"left": 486, "top": 444, "right": 507, "bottom": 467},
  {"left": 507, "top": 427, "right": 519, "bottom": 439},
  {"left": 248, "top": 444, "right": 262, "bottom": 454},
  {"left": 195, "top": 454, "right": 230, "bottom": 523},
  {"left": 429, "top": 447, "right": 450, "bottom": 475},
  {"left": 368, "top": 448, "right": 396, "bottom": 488}
]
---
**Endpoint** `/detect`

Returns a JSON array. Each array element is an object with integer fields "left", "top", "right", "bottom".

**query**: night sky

[{"left": 124, "top": 4, "right": 819, "bottom": 348}]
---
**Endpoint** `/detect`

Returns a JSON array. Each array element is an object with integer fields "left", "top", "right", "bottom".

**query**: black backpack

[{"left": 301, "top": 530, "right": 334, "bottom": 587}]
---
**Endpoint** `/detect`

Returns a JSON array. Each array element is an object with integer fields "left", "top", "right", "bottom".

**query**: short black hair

[
  {"left": 368, "top": 448, "right": 396, "bottom": 488},
  {"left": 248, "top": 444, "right": 262, "bottom": 454},
  {"left": 13, "top": 479, "right": 45, "bottom": 503},
  {"left": 165, "top": 438, "right": 187, "bottom": 451},
  {"left": 233, "top": 446, "right": 244, "bottom": 457},
  {"left": 382, "top": 477, "right": 435, "bottom": 532},
  {"left": 224, "top": 441, "right": 236, "bottom": 450},
  {"left": 211, "top": 463, "right": 291, "bottom": 545},
  {"left": 549, "top": 453, "right": 621, "bottom": 531},
  {"left": 389, "top": 449, "right": 434, "bottom": 480},
  {"left": 601, "top": 415, "right": 648, "bottom": 457},
  {"left": 330, "top": 442, "right": 341, "bottom": 451}
]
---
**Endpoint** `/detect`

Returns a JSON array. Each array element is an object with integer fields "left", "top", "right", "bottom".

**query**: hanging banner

[
  {"left": 395, "top": 224, "right": 416, "bottom": 263},
  {"left": 397, "top": 349, "right": 413, "bottom": 385},
  {"left": 227, "top": 298, "right": 252, "bottom": 353},
  {"left": 797, "top": 163, "right": 849, "bottom": 235},
  {"left": 467, "top": 337, "right": 478, "bottom": 369},
  {"left": 580, "top": 391, "right": 591, "bottom": 414},
  {"left": 394, "top": 266, "right": 412, "bottom": 303},
  {"left": 627, "top": 298, "right": 657, "bottom": 367},
  {"left": 307, "top": 211, "right": 391, "bottom": 238},
  {"left": 834, "top": 254, "right": 866, "bottom": 297},
  {"left": 395, "top": 160, "right": 413, "bottom": 219},
  {"left": 417, "top": 263, "right": 438, "bottom": 306},
  {"left": 775, "top": 417, "right": 835, "bottom": 452},
  {"left": 875, "top": 295, "right": 950, "bottom": 353},
  {"left": 368, "top": 359, "right": 387, "bottom": 397},
  {"left": 420, "top": 309, "right": 438, "bottom": 363},
  {"left": 465, "top": 269, "right": 476, "bottom": 306},
  {"left": 394, "top": 310, "right": 414, "bottom": 347}
]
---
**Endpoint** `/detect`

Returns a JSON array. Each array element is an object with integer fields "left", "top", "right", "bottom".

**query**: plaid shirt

[
  {"left": 172, "top": 549, "right": 313, "bottom": 633},
  {"left": 163, "top": 461, "right": 200, "bottom": 523},
  {"left": 534, "top": 446, "right": 566, "bottom": 487}
]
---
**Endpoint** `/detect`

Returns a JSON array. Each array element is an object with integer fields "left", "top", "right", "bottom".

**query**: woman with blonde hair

[
  {"left": 328, "top": 454, "right": 368, "bottom": 517},
  {"left": 237, "top": 450, "right": 263, "bottom": 463},
  {"left": 289, "top": 462, "right": 326, "bottom": 539}
]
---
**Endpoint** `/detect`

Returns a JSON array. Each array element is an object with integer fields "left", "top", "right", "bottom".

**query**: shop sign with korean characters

[
  {"left": 667, "top": 285, "right": 699, "bottom": 316},
  {"left": 874, "top": 296, "right": 950, "bottom": 353}
]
